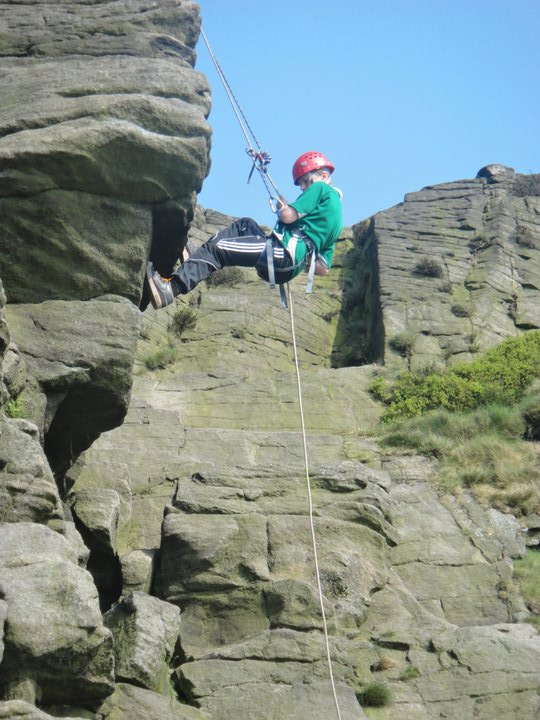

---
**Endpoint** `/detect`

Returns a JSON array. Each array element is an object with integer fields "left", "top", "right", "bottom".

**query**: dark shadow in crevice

[
  {"left": 331, "top": 218, "right": 384, "bottom": 368},
  {"left": 140, "top": 200, "right": 193, "bottom": 310}
]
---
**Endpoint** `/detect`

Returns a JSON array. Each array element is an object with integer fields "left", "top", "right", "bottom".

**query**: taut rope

[{"left": 287, "top": 282, "right": 343, "bottom": 720}]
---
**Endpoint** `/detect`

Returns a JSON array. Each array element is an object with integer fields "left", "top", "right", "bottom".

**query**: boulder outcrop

[
  {"left": 104, "top": 591, "right": 180, "bottom": 693},
  {"left": 5, "top": 297, "right": 140, "bottom": 480},
  {"left": 0, "top": 0, "right": 211, "bottom": 304},
  {"left": 0, "top": 522, "right": 114, "bottom": 708},
  {"left": 349, "top": 165, "right": 540, "bottom": 369}
]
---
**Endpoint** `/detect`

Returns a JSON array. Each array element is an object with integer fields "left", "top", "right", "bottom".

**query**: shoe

[{"left": 146, "top": 262, "right": 175, "bottom": 309}]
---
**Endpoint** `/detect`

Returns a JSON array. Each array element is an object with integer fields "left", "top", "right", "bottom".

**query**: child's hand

[
  {"left": 269, "top": 197, "right": 284, "bottom": 214},
  {"left": 315, "top": 257, "right": 329, "bottom": 276}
]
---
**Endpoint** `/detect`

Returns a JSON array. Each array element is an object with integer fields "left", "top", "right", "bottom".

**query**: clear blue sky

[{"left": 195, "top": 0, "right": 540, "bottom": 227}]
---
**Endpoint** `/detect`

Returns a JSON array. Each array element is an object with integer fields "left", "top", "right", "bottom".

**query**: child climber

[{"left": 146, "top": 151, "right": 343, "bottom": 309}]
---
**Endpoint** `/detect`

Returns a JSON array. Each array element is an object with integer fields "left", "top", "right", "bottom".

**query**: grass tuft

[
  {"left": 389, "top": 331, "right": 416, "bottom": 357},
  {"left": 414, "top": 257, "right": 443, "bottom": 278},
  {"left": 357, "top": 682, "right": 392, "bottom": 707},
  {"left": 380, "top": 398, "right": 540, "bottom": 516},
  {"left": 400, "top": 665, "right": 421, "bottom": 681},
  {"left": 5, "top": 396, "right": 26, "bottom": 419},
  {"left": 143, "top": 346, "right": 178, "bottom": 370},
  {"left": 514, "top": 550, "right": 540, "bottom": 630}
]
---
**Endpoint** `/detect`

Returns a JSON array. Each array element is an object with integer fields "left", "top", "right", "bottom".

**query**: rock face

[
  {"left": 0, "top": 523, "right": 114, "bottom": 708},
  {"left": 1, "top": 4, "right": 540, "bottom": 715},
  {"left": 349, "top": 165, "right": 540, "bottom": 370},
  {"left": 0, "top": 3, "right": 213, "bottom": 719},
  {"left": 64, "top": 206, "right": 540, "bottom": 719},
  {"left": 0, "top": 0, "right": 211, "bottom": 304},
  {"left": 104, "top": 591, "right": 180, "bottom": 693},
  {"left": 0, "top": 415, "right": 63, "bottom": 524}
]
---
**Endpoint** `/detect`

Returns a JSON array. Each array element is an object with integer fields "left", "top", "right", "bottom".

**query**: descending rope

[
  {"left": 200, "top": 28, "right": 343, "bottom": 719},
  {"left": 199, "top": 27, "right": 283, "bottom": 203},
  {"left": 287, "top": 283, "right": 344, "bottom": 720}
]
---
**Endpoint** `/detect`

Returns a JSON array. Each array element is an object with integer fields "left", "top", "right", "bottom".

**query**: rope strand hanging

[
  {"left": 199, "top": 28, "right": 283, "bottom": 203},
  {"left": 200, "top": 28, "right": 344, "bottom": 720},
  {"left": 287, "top": 282, "right": 344, "bottom": 720}
]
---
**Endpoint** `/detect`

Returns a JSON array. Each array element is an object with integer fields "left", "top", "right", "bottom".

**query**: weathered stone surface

[
  {"left": 0, "top": 0, "right": 202, "bottom": 60},
  {"left": 158, "top": 510, "right": 270, "bottom": 595},
  {"left": 0, "top": 523, "right": 114, "bottom": 709},
  {"left": 119, "top": 548, "right": 155, "bottom": 594},
  {"left": 0, "top": 600, "right": 7, "bottom": 665},
  {"left": 0, "top": 0, "right": 211, "bottom": 304},
  {"left": 178, "top": 659, "right": 367, "bottom": 720},
  {"left": 2, "top": 343, "right": 25, "bottom": 400},
  {"left": 388, "top": 481, "right": 522, "bottom": 625},
  {"left": 0, "top": 700, "right": 84, "bottom": 720},
  {"left": 70, "top": 205, "right": 540, "bottom": 717},
  {"left": 0, "top": 415, "right": 63, "bottom": 523},
  {"left": 100, "top": 682, "right": 207, "bottom": 720},
  {"left": 350, "top": 167, "right": 540, "bottom": 370},
  {"left": 104, "top": 591, "right": 180, "bottom": 694},
  {"left": 5, "top": 296, "right": 140, "bottom": 478},
  {"left": 419, "top": 623, "right": 540, "bottom": 718},
  {"left": 67, "top": 487, "right": 122, "bottom": 610},
  {"left": 70, "top": 488, "right": 120, "bottom": 555}
]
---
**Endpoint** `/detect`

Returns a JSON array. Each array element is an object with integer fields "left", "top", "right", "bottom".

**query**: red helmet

[{"left": 292, "top": 151, "right": 335, "bottom": 185}]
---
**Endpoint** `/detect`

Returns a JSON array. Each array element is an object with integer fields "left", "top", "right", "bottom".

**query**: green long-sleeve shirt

[{"left": 275, "top": 181, "right": 343, "bottom": 277}]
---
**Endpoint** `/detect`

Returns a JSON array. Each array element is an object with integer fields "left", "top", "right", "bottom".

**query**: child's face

[{"left": 297, "top": 169, "right": 330, "bottom": 191}]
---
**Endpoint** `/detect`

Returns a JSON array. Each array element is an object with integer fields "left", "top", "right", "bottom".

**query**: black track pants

[{"left": 171, "top": 217, "right": 295, "bottom": 295}]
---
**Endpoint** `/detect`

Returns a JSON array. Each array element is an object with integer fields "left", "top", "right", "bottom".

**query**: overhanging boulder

[
  {"left": 5, "top": 296, "right": 140, "bottom": 479},
  {"left": 0, "top": 0, "right": 211, "bottom": 305}
]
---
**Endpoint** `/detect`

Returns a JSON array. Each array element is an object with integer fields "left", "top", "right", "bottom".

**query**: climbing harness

[
  {"left": 199, "top": 28, "right": 318, "bottom": 307},
  {"left": 200, "top": 29, "right": 344, "bottom": 720}
]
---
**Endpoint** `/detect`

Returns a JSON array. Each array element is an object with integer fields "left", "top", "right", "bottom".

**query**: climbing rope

[
  {"left": 200, "top": 29, "right": 343, "bottom": 718},
  {"left": 287, "top": 283, "right": 343, "bottom": 720},
  {"left": 199, "top": 27, "right": 283, "bottom": 205}
]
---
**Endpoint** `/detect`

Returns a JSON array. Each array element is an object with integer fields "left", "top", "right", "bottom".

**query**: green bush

[
  {"left": 5, "top": 395, "right": 26, "bottom": 419},
  {"left": 170, "top": 306, "right": 197, "bottom": 337},
  {"left": 372, "top": 331, "right": 540, "bottom": 422},
  {"left": 372, "top": 370, "right": 485, "bottom": 422}
]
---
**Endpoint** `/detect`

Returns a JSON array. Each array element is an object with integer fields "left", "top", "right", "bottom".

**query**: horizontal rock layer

[{"left": 0, "top": 0, "right": 211, "bottom": 304}]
